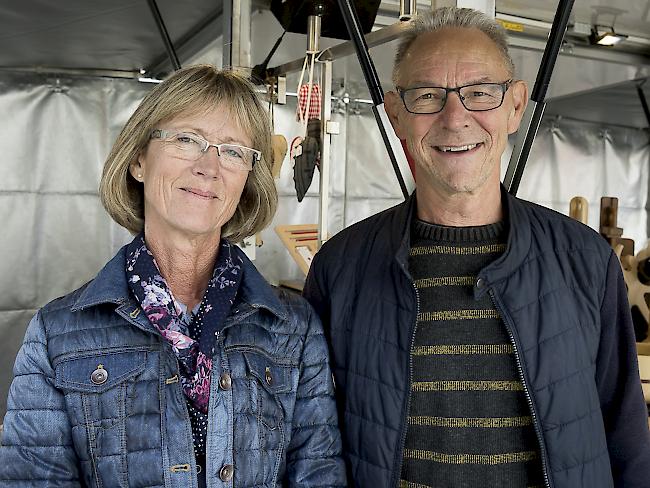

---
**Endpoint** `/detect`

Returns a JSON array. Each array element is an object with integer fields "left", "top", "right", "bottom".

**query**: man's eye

[
  {"left": 467, "top": 91, "right": 494, "bottom": 99},
  {"left": 417, "top": 92, "right": 442, "bottom": 101}
]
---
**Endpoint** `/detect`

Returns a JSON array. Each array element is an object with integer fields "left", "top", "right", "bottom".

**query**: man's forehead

[{"left": 398, "top": 27, "right": 509, "bottom": 83}]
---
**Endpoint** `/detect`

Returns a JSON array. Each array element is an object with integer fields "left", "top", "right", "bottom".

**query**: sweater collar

[{"left": 393, "top": 186, "right": 532, "bottom": 288}]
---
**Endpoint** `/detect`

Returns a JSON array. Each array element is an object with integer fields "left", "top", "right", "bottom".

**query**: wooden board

[{"left": 275, "top": 224, "right": 320, "bottom": 276}]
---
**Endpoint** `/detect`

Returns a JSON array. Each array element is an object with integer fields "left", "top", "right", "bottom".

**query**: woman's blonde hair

[{"left": 100, "top": 65, "right": 277, "bottom": 242}]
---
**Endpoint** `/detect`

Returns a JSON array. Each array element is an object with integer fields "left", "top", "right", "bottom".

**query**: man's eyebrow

[{"left": 406, "top": 76, "right": 500, "bottom": 88}]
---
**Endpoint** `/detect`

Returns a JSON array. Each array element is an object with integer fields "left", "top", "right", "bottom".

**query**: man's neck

[{"left": 415, "top": 182, "right": 503, "bottom": 226}]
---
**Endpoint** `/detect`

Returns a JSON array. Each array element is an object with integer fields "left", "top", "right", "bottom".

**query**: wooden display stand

[{"left": 275, "top": 224, "right": 320, "bottom": 276}]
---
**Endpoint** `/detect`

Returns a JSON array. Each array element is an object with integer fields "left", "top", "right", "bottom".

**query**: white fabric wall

[
  {"left": 0, "top": 73, "right": 145, "bottom": 417},
  {"left": 1, "top": 54, "right": 649, "bottom": 418}
]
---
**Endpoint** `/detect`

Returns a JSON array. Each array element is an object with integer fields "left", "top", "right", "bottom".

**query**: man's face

[{"left": 386, "top": 27, "right": 528, "bottom": 199}]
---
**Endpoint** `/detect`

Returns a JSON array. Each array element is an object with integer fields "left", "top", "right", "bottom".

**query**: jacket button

[
  {"left": 90, "top": 365, "right": 108, "bottom": 385},
  {"left": 219, "top": 372, "right": 232, "bottom": 390},
  {"left": 476, "top": 277, "right": 485, "bottom": 289},
  {"left": 219, "top": 464, "right": 234, "bottom": 481},
  {"left": 265, "top": 366, "right": 273, "bottom": 386}
]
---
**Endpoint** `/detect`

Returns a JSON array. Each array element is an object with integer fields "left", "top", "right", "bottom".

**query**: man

[{"left": 303, "top": 7, "right": 650, "bottom": 488}]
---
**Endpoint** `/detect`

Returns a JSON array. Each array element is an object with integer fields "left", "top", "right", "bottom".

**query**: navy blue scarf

[{"left": 125, "top": 233, "right": 244, "bottom": 413}]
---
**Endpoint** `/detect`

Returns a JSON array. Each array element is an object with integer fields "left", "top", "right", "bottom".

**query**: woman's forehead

[{"left": 161, "top": 104, "right": 252, "bottom": 143}]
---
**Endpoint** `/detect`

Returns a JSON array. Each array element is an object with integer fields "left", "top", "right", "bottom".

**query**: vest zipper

[
  {"left": 394, "top": 281, "right": 420, "bottom": 488},
  {"left": 488, "top": 287, "right": 553, "bottom": 488}
]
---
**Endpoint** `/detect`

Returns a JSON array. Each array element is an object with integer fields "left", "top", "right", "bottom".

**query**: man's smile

[{"left": 433, "top": 142, "right": 483, "bottom": 154}]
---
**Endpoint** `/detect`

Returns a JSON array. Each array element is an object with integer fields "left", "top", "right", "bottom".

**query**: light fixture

[{"left": 590, "top": 24, "right": 628, "bottom": 46}]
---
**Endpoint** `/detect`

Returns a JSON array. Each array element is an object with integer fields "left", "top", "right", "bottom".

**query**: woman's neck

[{"left": 144, "top": 226, "right": 221, "bottom": 311}]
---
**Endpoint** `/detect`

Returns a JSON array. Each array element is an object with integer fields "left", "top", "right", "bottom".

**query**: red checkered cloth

[{"left": 296, "top": 84, "right": 321, "bottom": 121}]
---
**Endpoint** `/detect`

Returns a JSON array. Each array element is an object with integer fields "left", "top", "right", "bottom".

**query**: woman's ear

[{"left": 129, "top": 155, "right": 145, "bottom": 182}]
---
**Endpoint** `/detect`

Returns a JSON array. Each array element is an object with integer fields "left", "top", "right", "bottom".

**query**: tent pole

[
  {"left": 503, "top": 0, "right": 574, "bottom": 196},
  {"left": 146, "top": 0, "right": 182, "bottom": 71},
  {"left": 336, "top": 0, "right": 413, "bottom": 200}
]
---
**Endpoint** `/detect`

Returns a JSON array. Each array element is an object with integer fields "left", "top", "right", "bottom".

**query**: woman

[{"left": 0, "top": 65, "right": 346, "bottom": 487}]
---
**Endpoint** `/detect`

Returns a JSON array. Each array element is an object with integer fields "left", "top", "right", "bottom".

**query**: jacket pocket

[
  {"left": 54, "top": 350, "right": 149, "bottom": 486},
  {"left": 243, "top": 350, "right": 290, "bottom": 429},
  {"left": 242, "top": 350, "right": 293, "bottom": 485},
  {"left": 55, "top": 350, "right": 147, "bottom": 393}
]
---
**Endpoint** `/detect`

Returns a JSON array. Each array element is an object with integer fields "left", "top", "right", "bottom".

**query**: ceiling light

[{"left": 590, "top": 25, "right": 628, "bottom": 46}]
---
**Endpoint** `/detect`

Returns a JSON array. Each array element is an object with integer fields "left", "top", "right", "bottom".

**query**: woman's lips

[{"left": 182, "top": 187, "right": 219, "bottom": 199}]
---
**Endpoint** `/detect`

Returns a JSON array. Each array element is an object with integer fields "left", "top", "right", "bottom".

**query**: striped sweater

[{"left": 400, "top": 219, "right": 544, "bottom": 488}]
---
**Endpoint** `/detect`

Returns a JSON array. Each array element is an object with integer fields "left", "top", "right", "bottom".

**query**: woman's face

[{"left": 130, "top": 105, "right": 253, "bottom": 242}]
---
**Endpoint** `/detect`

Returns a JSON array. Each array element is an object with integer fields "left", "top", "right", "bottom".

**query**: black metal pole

[
  {"left": 336, "top": 0, "right": 383, "bottom": 105},
  {"left": 637, "top": 84, "right": 650, "bottom": 128},
  {"left": 336, "top": 0, "right": 409, "bottom": 199},
  {"left": 147, "top": 0, "right": 182, "bottom": 71},
  {"left": 504, "top": 0, "right": 574, "bottom": 195}
]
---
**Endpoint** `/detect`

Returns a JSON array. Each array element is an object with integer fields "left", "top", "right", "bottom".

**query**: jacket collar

[
  {"left": 72, "top": 244, "right": 288, "bottom": 321},
  {"left": 392, "top": 186, "right": 532, "bottom": 287}
]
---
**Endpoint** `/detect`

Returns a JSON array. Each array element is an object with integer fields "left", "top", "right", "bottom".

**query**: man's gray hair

[{"left": 392, "top": 7, "right": 515, "bottom": 85}]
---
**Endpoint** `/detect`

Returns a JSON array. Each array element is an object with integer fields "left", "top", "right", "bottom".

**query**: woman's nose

[{"left": 192, "top": 146, "right": 222, "bottom": 179}]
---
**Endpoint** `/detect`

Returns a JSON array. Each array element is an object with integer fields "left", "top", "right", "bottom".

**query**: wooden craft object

[
  {"left": 637, "top": 354, "right": 650, "bottom": 404},
  {"left": 615, "top": 243, "right": 650, "bottom": 344},
  {"left": 569, "top": 196, "right": 588, "bottom": 224},
  {"left": 271, "top": 134, "right": 287, "bottom": 179},
  {"left": 275, "top": 224, "right": 320, "bottom": 276},
  {"left": 600, "top": 197, "right": 634, "bottom": 257}
]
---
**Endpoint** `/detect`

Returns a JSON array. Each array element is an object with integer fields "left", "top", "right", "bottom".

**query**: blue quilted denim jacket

[{"left": 0, "top": 246, "right": 346, "bottom": 487}]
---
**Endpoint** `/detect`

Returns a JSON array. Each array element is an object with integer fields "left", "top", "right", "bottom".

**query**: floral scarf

[{"left": 126, "top": 233, "right": 243, "bottom": 413}]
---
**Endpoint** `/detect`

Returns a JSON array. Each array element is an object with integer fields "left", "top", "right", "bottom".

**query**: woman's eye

[
  {"left": 175, "top": 134, "right": 200, "bottom": 144},
  {"left": 224, "top": 148, "right": 243, "bottom": 159}
]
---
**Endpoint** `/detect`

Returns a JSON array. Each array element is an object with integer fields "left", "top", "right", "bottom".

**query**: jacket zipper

[
  {"left": 488, "top": 287, "right": 552, "bottom": 488},
  {"left": 394, "top": 282, "right": 420, "bottom": 488}
]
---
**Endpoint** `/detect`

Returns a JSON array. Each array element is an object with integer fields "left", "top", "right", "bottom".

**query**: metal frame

[
  {"left": 319, "top": 60, "right": 333, "bottom": 245},
  {"left": 268, "top": 22, "right": 410, "bottom": 78},
  {"left": 146, "top": 7, "right": 224, "bottom": 76},
  {"left": 223, "top": 0, "right": 252, "bottom": 69},
  {"left": 638, "top": 82, "right": 650, "bottom": 127}
]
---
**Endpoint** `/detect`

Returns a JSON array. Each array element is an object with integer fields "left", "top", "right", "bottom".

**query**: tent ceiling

[
  {"left": 0, "top": 0, "right": 224, "bottom": 75},
  {"left": 1, "top": 0, "right": 649, "bottom": 76},
  {"left": 544, "top": 78, "right": 650, "bottom": 129},
  {"left": 497, "top": 0, "right": 650, "bottom": 40}
]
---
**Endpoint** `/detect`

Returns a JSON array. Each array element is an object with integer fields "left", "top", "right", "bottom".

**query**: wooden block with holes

[{"left": 275, "top": 224, "right": 320, "bottom": 276}]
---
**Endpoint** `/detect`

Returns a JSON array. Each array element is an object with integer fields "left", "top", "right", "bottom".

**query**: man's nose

[
  {"left": 439, "top": 91, "right": 471, "bottom": 128},
  {"left": 193, "top": 146, "right": 222, "bottom": 179}
]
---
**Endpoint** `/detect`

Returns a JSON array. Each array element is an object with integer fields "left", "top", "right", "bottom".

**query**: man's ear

[
  {"left": 507, "top": 80, "right": 529, "bottom": 134},
  {"left": 385, "top": 90, "right": 407, "bottom": 140}
]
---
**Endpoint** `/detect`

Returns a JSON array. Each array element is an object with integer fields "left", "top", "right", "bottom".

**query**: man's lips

[
  {"left": 433, "top": 142, "right": 483, "bottom": 154},
  {"left": 181, "top": 187, "right": 220, "bottom": 199}
]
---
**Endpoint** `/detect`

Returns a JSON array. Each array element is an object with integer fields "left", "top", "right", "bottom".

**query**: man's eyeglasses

[
  {"left": 397, "top": 80, "right": 512, "bottom": 115},
  {"left": 150, "top": 129, "right": 260, "bottom": 171}
]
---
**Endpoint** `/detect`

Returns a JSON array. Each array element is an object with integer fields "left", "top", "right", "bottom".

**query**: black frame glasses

[{"left": 397, "top": 80, "right": 513, "bottom": 115}]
